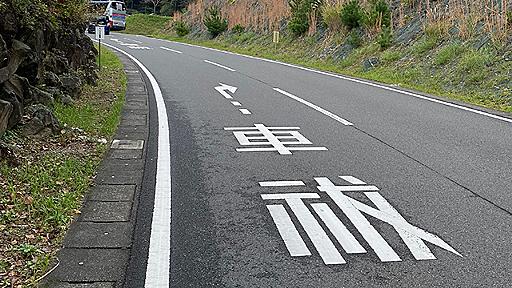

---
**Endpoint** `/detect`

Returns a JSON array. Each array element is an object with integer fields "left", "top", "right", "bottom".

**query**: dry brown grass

[
  {"left": 409, "top": 0, "right": 510, "bottom": 43},
  {"left": 178, "top": 0, "right": 510, "bottom": 42},
  {"left": 182, "top": 0, "right": 290, "bottom": 31}
]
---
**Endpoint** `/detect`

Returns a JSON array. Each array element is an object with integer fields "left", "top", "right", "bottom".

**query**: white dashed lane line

[
  {"left": 204, "top": 59, "right": 236, "bottom": 72},
  {"left": 160, "top": 46, "right": 183, "bottom": 54}
]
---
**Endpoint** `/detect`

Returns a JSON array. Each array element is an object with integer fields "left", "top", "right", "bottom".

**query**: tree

[{"left": 144, "top": 0, "right": 163, "bottom": 14}]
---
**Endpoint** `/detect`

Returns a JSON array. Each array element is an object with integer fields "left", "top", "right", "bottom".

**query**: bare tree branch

[{"left": 143, "top": 0, "right": 164, "bottom": 14}]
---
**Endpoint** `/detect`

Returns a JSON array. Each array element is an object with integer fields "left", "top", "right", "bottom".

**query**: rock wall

[{"left": 0, "top": 0, "right": 98, "bottom": 137}]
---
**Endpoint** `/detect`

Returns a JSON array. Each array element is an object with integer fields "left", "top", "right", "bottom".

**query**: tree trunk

[{"left": 153, "top": 4, "right": 156, "bottom": 14}]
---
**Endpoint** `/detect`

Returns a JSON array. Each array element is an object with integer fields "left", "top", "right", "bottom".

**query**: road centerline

[
  {"left": 204, "top": 59, "right": 236, "bottom": 72},
  {"left": 160, "top": 46, "right": 183, "bottom": 54},
  {"left": 159, "top": 37, "right": 512, "bottom": 124},
  {"left": 273, "top": 88, "right": 354, "bottom": 126}
]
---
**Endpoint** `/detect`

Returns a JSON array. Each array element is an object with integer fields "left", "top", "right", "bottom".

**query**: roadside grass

[
  {"left": 412, "top": 35, "right": 440, "bottom": 55},
  {"left": 434, "top": 43, "right": 465, "bottom": 66},
  {"left": 0, "top": 46, "right": 126, "bottom": 286},
  {"left": 124, "top": 14, "right": 172, "bottom": 36},
  {"left": 121, "top": 16, "right": 511, "bottom": 113},
  {"left": 381, "top": 50, "right": 402, "bottom": 63},
  {"left": 54, "top": 48, "right": 126, "bottom": 136},
  {"left": 455, "top": 49, "right": 493, "bottom": 85}
]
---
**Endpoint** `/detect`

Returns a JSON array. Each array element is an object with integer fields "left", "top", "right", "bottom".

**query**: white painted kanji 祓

[{"left": 260, "top": 176, "right": 461, "bottom": 264}]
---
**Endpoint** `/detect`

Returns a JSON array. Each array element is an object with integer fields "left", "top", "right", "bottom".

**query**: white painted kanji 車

[
  {"left": 260, "top": 176, "right": 461, "bottom": 265},
  {"left": 224, "top": 124, "right": 327, "bottom": 155}
]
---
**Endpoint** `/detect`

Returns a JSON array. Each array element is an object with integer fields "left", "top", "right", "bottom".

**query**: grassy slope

[
  {"left": 0, "top": 47, "right": 126, "bottom": 286},
  {"left": 124, "top": 14, "right": 172, "bottom": 36},
  {"left": 124, "top": 15, "right": 512, "bottom": 114}
]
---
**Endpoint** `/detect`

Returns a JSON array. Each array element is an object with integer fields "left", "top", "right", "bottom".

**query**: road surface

[{"left": 101, "top": 33, "right": 512, "bottom": 288}]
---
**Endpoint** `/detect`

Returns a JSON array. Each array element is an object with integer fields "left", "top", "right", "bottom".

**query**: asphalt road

[{"left": 101, "top": 33, "right": 512, "bottom": 288}]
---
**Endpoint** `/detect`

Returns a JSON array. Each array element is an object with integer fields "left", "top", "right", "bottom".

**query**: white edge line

[
  {"left": 99, "top": 41, "right": 171, "bottom": 287},
  {"left": 160, "top": 46, "right": 183, "bottom": 54},
  {"left": 153, "top": 37, "right": 512, "bottom": 124},
  {"left": 204, "top": 59, "right": 236, "bottom": 72},
  {"left": 274, "top": 88, "right": 354, "bottom": 126}
]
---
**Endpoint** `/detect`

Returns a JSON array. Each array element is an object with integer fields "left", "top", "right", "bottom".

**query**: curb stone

[{"left": 43, "top": 49, "right": 150, "bottom": 287}]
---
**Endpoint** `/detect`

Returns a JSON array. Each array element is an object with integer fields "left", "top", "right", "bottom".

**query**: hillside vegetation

[
  {"left": 124, "top": 0, "right": 512, "bottom": 113},
  {"left": 0, "top": 0, "right": 126, "bottom": 285}
]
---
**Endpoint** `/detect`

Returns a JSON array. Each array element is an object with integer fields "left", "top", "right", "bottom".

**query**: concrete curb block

[{"left": 43, "top": 49, "right": 150, "bottom": 287}]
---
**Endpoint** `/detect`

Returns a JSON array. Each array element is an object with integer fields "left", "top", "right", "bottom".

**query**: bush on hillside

[
  {"left": 341, "top": 0, "right": 364, "bottom": 30},
  {"left": 174, "top": 20, "right": 189, "bottom": 37},
  {"left": 364, "top": 0, "right": 391, "bottom": 29},
  {"left": 288, "top": 12, "right": 310, "bottom": 35},
  {"left": 377, "top": 26, "right": 392, "bottom": 49},
  {"left": 232, "top": 24, "right": 245, "bottom": 34},
  {"left": 321, "top": 3, "right": 343, "bottom": 32},
  {"left": 288, "top": 0, "right": 311, "bottom": 36},
  {"left": 347, "top": 30, "right": 362, "bottom": 47},
  {"left": 204, "top": 6, "right": 228, "bottom": 37}
]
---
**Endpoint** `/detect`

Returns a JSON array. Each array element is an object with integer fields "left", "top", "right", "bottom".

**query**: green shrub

[
  {"left": 321, "top": 3, "right": 343, "bottom": 32},
  {"left": 204, "top": 6, "right": 228, "bottom": 37},
  {"left": 287, "top": 0, "right": 322, "bottom": 36},
  {"left": 232, "top": 24, "right": 245, "bottom": 34},
  {"left": 507, "top": 11, "right": 512, "bottom": 26},
  {"left": 174, "top": 20, "right": 189, "bottom": 37},
  {"left": 288, "top": 13, "right": 310, "bottom": 35},
  {"left": 377, "top": 26, "right": 392, "bottom": 49},
  {"left": 364, "top": 0, "right": 391, "bottom": 29},
  {"left": 288, "top": 0, "right": 310, "bottom": 36},
  {"left": 434, "top": 43, "right": 465, "bottom": 66},
  {"left": 347, "top": 30, "right": 362, "bottom": 47},
  {"left": 341, "top": 0, "right": 363, "bottom": 30}
]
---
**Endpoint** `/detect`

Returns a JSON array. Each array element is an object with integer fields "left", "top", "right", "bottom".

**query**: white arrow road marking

[
  {"left": 273, "top": 88, "right": 354, "bottom": 126},
  {"left": 239, "top": 108, "right": 252, "bottom": 115},
  {"left": 98, "top": 42, "right": 172, "bottom": 287},
  {"left": 214, "top": 83, "right": 237, "bottom": 99},
  {"left": 204, "top": 60, "right": 236, "bottom": 71},
  {"left": 166, "top": 39, "right": 512, "bottom": 124},
  {"left": 160, "top": 46, "right": 183, "bottom": 54}
]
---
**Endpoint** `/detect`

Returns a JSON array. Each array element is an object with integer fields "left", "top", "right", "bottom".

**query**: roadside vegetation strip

[
  {"left": 122, "top": 15, "right": 512, "bottom": 115},
  {"left": 0, "top": 47, "right": 126, "bottom": 286},
  {"left": 123, "top": 14, "right": 172, "bottom": 36}
]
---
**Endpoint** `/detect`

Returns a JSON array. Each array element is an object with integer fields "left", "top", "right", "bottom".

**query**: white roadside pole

[
  {"left": 95, "top": 26, "right": 105, "bottom": 71},
  {"left": 273, "top": 31, "right": 280, "bottom": 50}
]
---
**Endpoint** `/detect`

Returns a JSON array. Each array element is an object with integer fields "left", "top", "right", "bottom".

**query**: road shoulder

[{"left": 43, "top": 49, "right": 151, "bottom": 287}]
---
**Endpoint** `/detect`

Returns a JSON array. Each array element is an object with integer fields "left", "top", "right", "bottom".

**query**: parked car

[{"left": 87, "top": 16, "right": 110, "bottom": 35}]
